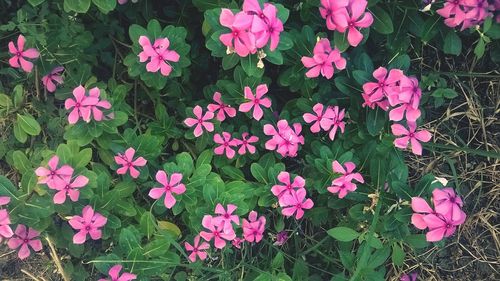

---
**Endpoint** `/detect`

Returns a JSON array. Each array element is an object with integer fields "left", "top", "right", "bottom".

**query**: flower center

[
  {"left": 127, "top": 162, "right": 133, "bottom": 167},
  {"left": 24, "top": 239, "right": 29, "bottom": 243},
  {"left": 224, "top": 214, "right": 230, "bottom": 219},
  {"left": 409, "top": 133, "right": 414, "bottom": 138},
  {"left": 65, "top": 185, "right": 70, "bottom": 190},
  {"left": 348, "top": 21, "right": 355, "bottom": 28},
  {"left": 75, "top": 102, "right": 81, "bottom": 107},
  {"left": 193, "top": 247, "right": 198, "bottom": 252},
  {"left": 85, "top": 226, "right": 91, "bottom": 231},
  {"left": 233, "top": 31, "right": 239, "bottom": 37},
  {"left": 158, "top": 55, "right": 164, "bottom": 60},
  {"left": 50, "top": 171, "right": 56, "bottom": 176},
  {"left": 16, "top": 52, "right": 22, "bottom": 57},
  {"left": 198, "top": 119, "right": 203, "bottom": 124}
]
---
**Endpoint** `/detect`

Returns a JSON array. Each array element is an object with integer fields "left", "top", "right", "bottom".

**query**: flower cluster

[
  {"left": 138, "top": 36, "right": 180, "bottom": 77},
  {"left": 327, "top": 161, "right": 364, "bottom": 198},
  {"left": 319, "top": 0, "right": 374, "bottom": 47},
  {"left": 303, "top": 103, "right": 346, "bottom": 140},
  {"left": 272, "top": 172, "right": 313, "bottom": 219},
  {"left": 213, "top": 132, "right": 259, "bottom": 159},
  {"left": 219, "top": 0, "right": 284, "bottom": 57},
  {"left": 437, "top": 0, "right": 495, "bottom": 30},
  {"left": 301, "top": 38, "right": 346, "bottom": 79},
  {"left": 411, "top": 187, "right": 467, "bottom": 242},
  {"left": 264, "top": 120, "right": 304, "bottom": 158},
  {"left": 65, "top": 85, "right": 112, "bottom": 124}
]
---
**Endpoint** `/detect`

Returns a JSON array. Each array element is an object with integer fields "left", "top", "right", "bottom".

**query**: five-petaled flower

[
  {"left": 68, "top": 205, "right": 107, "bottom": 244},
  {"left": 332, "top": 0, "right": 374, "bottom": 47},
  {"left": 242, "top": 210, "right": 266, "bottom": 243},
  {"left": 238, "top": 84, "right": 272, "bottom": 121},
  {"left": 185, "top": 235, "right": 210, "bottom": 262},
  {"left": 138, "top": 36, "right": 180, "bottom": 76},
  {"left": 391, "top": 122, "right": 432, "bottom": 155},
  {"left": 279, "top": 188, "right": 314, "bottom": 219},
  {"left": 184, "top": 105, "right": 214, "bottom": 137},
  {"left": 148, "top": 170, "right": 186, "bottom": 209},
  {"left": 8, "top": 35, "right": 39, "bottom": 73},
  {"left": 219, "top": 9, "right": 256, "bottom": 57},
  {"left": 115, "top": 147, "right": 148, "bottom": 178},
  {"left": 50, "top": 174, "right": 89, "bottom": 204},
  {"left": 35, "top": 155, "right": 74, "bottom": 188},
  {"left": 0, "top": 208, "right": 13, "bottom": 243},
  {"left": 199, "top": 215, "right": 236, "bottom": 249},
  {"left": 301, "top": 38, "right": 346, "bottom": 79},
  {"left": 7, "top": 224, "right": 42, "bottom": 260},
  {"left": 41, "top": 66, "right": 64, "bottom": 93},
  {"left": 235, "top": 132, "right": 259, "bottom": 155},
  {"left": 362, "top": 67, "right": 404, "bottom": 110},
  {"left": 327, "top": 161, "right": 364, "bottom": 198},
  {"left": 98, "top": 264, "right": 136, "bottom": 281},
  {"left": 64, "top": 85, "right": 100, "bottom": 124},
  {"left": 207, "top": 92, "right": 237, "bottom": 122},
  {"left": 213, "top": 203, "right": 240, "bottom": 232},
  {"left": 213, "top": 132, "right": 238, "bottom": 159},
  {"left": 264, "top": 120, "right": 305, "bottom": 158},
  {"left": 271, "top": 171, "right": 305, "bottom": 200}
]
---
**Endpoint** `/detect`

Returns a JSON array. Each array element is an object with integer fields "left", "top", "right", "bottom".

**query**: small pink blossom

[
  {"left": 423, "top": 210, "right": 465, "bottom": 242},
  {"left": 432, "top": 188, "right": 465, "bottom": 222},
  {"left": 7, "top": 225, "right": 42, "bottom": 260},
  {"left": 98, "top": 264, "right": 136, "bottom": 281},
  {"left": 213, "top": 132, "right": 238, "bottom": 159},
  {"left": 264, "top": 120, "right": 305, "bottom": 158},
  {"left": 271, "top": 171, "right": 305, "bottom": 200},
  {"left": 184, "top": 105, "right": 214, "bottom": 137},
  {"left": 242, "top": 210, "right": 266, "bottom": 243},
  {"left": 248, "top": 1, "right": 284, "bottom": 50},
  {"left": 199, "top": 215, "right": 236, "bottom": 249},
  {"left": 391, "top": 122, "right": 432, "bottom": 155},
  {"left": 278, "top": 188, "right": 314, "bottom": 219},
  {"left": 235, "top": 132, "right": 259, "bottom": 155},
  {"left": 50, "top": 174, "right": 89, "bottom": 204},
  {"left": 238, "top": 84, "right": 272, "bottom": 121},
  {"left": 0, "top": 196, "right": 10, "bottom": 206},
  {"left": 41, "top": 66, "right": 64, "bottom": 93},
  {"left": 68, "top": 205, "right": 107, "bottom": 244},
  {"left": 219, "top": 9, "right": 256, "bottom": 57},
  {"left": 0, "top": 209, "right": 13, "bottom": 243},
  {"left": 232, "top": 237, "right": 244, "bottom": 248},
  {"left": 138, "top": 36, "right": 180, "bottom": 77},
  {"left": 35, "top": 155, "right": 74, "bottom": 188},
  {"left": 303, "top": 103, "right": 329, "bottom": 133},
  {"left": 400, "top": 272, "right": 418, "bottom": 281},
  {"left": 118, "top": 0, "right": 128, "bottom": 4},
  {"left": 301, "top": 38, "right": 346, "bottom": 79},
  {"left": 319, "top": 0, "right": 349, "bottom": 30},
  {"left": 148, "top": 171, "right": 186, "bottom": 209},
  {"left": 64, "top": 85, "right": 100, "bottom": 124},
  {"left": 389, "top": 76, "right": 422, "bottom": 122},
  {"left": 213, "top": 203, "right": 240, "bottom": 232},
  {"left": 8, "top": 35, "right": 39, "bottom": 73},
  {"left": 362, "top": 67, "right": 404, "bottom": 110},
  {"left": 185, "top": 235, "right": 210, "bottom": 262},
  {"left": 327, "top": 160, "right": 364, "bottom": 198},
  {"left": 274, "top": 231, "right": 288, "bottom": 246},
  {"left": 114, "top": 148, "right": 147, "bottom": 178},
  {"left": 88, "top": 87, "right": 112, "bottom": 121},
  {"left": 323, "top": 106, "right": 346, "bottom": 140},
  {"left": 332, "top": 0, "right": 374, "bottom": 47},
  {"left": 207, "top": 92, "right": 237, "bottom": 122}
]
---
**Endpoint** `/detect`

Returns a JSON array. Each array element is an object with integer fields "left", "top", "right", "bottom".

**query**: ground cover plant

[{"left": 0, "top": 0, "right": 499, "bottom": 280}]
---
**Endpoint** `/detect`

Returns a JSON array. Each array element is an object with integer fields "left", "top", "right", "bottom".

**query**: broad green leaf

[
  {"left": 12, "top": 150, "right": 31, "bottom": 174},
  {"left": 196, "top": 150, "right": 213, "bottom": 168},
  {"left": 28, "top": 0, "right": 45, "bottom": 6},
  {"left": 0, "top": 176, "right": 20, "bottom": 201},
  {"left": 443, "top": 31, "right": 462, "bottom": 55},
  {"left": 17, "top": 114, "right": 41, "bottom": 136},
  {"left": 64, "top": 0, "right": 91, "bottom": 13},
  {"left": 176, "top": 152, "right": 194, "bottom": 177},
  {"left": 327, "top": 226, "right": 360, "bottom": 242},
  {"left": 74, "top": 148, "right": 92, "bottom": 168},
  {"left": 92, "top": 0, "right": 116, "bottom": 13},
  {"left": 140, "top": 212, "right": 157, "bottom": 239},
  {"left": 366, "top": 108, "right": 386, "bottom": 136},
  {"left": 250, "top": 163, "right": 267, "bottom": 183},
  {"left": 391, "top": 244, "right": 405, "bottom": 266},
  {"left": 370, "top": 6, "right": 394, "bottom": 34}
]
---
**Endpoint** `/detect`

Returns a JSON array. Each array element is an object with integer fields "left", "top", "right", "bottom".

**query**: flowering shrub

[{"left": 0, "top": 0, "right": 498, "bottom": 280}]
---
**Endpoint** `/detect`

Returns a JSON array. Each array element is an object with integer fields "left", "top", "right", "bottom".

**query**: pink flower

[
  {"left": 114, "top": 148, "right": 147, "bottom": 178},
  {"left": 50, "top": 174, "right": 89, "bottom": 204},
  {"left": 219, "top": 9, "right": 256, "bottom": 57},
  {"left": 391, "top": 122, "right": 432, "bottom": 155},
  {"left": 432, "top": 188, "right": 465, "bottom": 222},
  {"left": 88, "top": 87, "right": 112, "bottom": 121},
  {"left": 41, "top": 66, "right": 64, "bottom": 93},
  {"left": 232, "top": 237, "right": 243, "bottom": 248},
  {"left": 35, "top": 155, "right": 74, "bottom": 188},
  {"left": 185, "top": 235, "right": 210, "bottom": 262},
  {"left": 400, "top": 272, "right": 418, "bottom": 281},
  {"left": 362, "top": 67, "right": 404, "bottom": 110},
  {"left": 213, "top": 132, "right": 238, "bottom": 159},
  {"left": 389, "top": 76, "right": 422, "bottom": 122},
  {"left": 238, "top": 84, "right": 272, "bottom": 121},
  {"left": 333, "top": 0, "right": 374, "bottom": 47},
  {"left": 301, "top": 38, "right": 346, "bottom": 79},
  {"left": 274, "top": 231, "right": 288, "bottom": 246},
  {"left": 0, "top": 209, "right": 13, "bottom": 243},
  {"left": 8, "top": 35, "right": 39, "bottom": 73},
  {"left": 242, "top": 211, "right": 266, "bottom": 243},
  {"left": 437, "top": 0, "right": 468, "bottom": 29},
  {"left": 98, "top": 265, "right": 136, "bottom": 281},
  {"left": 0, "top": 196, "right": 10, "bottom": 206},
  {"left": 271, "top": 171, "right": 305, "bottom": 200},
  {"left": 148, "top": 171, "right": 186, "bottom": 209},
  {"left": 323, "top": 106, "right": 346, "bottom": 140},
  {"left": 248, "top": 2, "right": 284, "bottom": 50},
  {"left": 213, "top": 203, "right": 240, "bottom": 232},
  {"left": 64, "top": 85, "right": 99, "bottom": 124},
  {"left": 68, "top": 205, "right": 107, "bottom": 244},
  {"left": 207, "top": 92, "right": 237, "bottom": 122},
  {"left": 331, "top": 161, "right": 364, "bottom": 185},
  {"left": 303, "top": 103, "right": 329, "bottom": 133},
  {"left": 264, "top": 120, "right": 305, "bottom": 158},
  {"left": 422, "top": 210, "right": 465, "bottom": 242},
  {"left": 235, "top": 132, "right": 259, "bottom": 155},
  {"left": 7, "top": 225, "right": 42, "bottom": 260},
  {"left": 138, "top": 36, "right": 180, "bottom": 77},
  {"left": 279, "top": 189, "right": 314, "bottom": 219},
  {"left": 319, "top": 0, "right": 349, "bottom": 30},
  {"left": 199, "top": 215, "right": 236, "bottom": 249},
  {"left": 410, "top": 196, "right": 437, "bottom": 230},
  {"left": 184, "top": 105, "right": 214, "bottom": 137}
]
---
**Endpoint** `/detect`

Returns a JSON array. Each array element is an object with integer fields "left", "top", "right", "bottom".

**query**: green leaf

[
  {"left": 241, "top": 55, "right": 263, "bottom": 77},
  {"left": 474, "top": 38, "right": 486, "bottom": 59},
  {"left": 221, "top": 166, "right": 245, "bottom": 181},
  {"left": 370, "top": 6, "right": 394, "bottom": 34},
  {"left": 129, "top": 24, "right": 148, "bottom": 45},
  {"left": 176, "top": 152, "right": 194, "bottom": 177},
  {"left": 140, "top": 212, "right": 157, "bottom": 239},
  {"left": 327, "top": 226, "right": 360, "bottom": 242},
  {"left": 391, "top": 244, "right": 405, "bottom": 266},
  {"left": 27, "top": 0, "right": 45, "bottom": 6},
  {"left": 443, "top": 31, "right": 462, "bottom": 55},
  {"left": 0, "top": 176, "right": 20, "bottom": 202},
  {"left": 203, "top": 174, "right": 225, "bottom": 205},
  {"left": 222, "top": 54, "right": 239, "bottom": 70},
  {"left": 272, "top": 252, "right": 284, "bottom": 269},
  {"left": 113, "top": 181, "right": 136, "bottom": 198},
  {"left": 404, "top": 234, "right": 429, "bottom": 249},
  {"left": 17, "top": 114, "right": 41, "bottom": 136},
  {"left": 92, "top": 0, "right": 116, "bottom": 13},
  {"left": 196, "top": 150, "right": 213, "bottom": 168},
  {"left": 250, "top": 163, "right": 267, "bottom": 184},
  {"left": 13, "top": 122, "right": 27, "bottom": 143},
  {"left": 143, "top": 238, "right": 170, "bottom": 257},
  {"left": 334, "top": 31, "right": 350, "bottom": 52},
  {"left": 366, "top": 108, "right": 386, "bottom": 136},
  {"left": 12, "top": 151, "right": 31, "bottom": 174},
  {"left": 74, "top": 148, "right": 92, "bottom": 168},
  {"left": 432, "top": 88, "right": 458, "bottom": 99},
  {"left": 64, "top": 0, "right": 91, "bottom": 13}
]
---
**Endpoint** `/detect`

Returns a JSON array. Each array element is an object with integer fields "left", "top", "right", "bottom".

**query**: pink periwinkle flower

[
  {"left": 0, "top": 209, "right": 13, "bottom": 243},
  {"left": 400, "top": 272, "right": 418, "bottom": 281},
  {"left": 238, "top": 84, "right": 272, "bottom": 121},
  {"left": 41, "top": 66, "right": 64, "bottom": 93},
  {"left": 333, "top": 0, "right": 374, "bottom": 47},
  {"left": 279, "top": 188, "right": 314, "bottom": 219},
  {"left": 213, "top": 132, "right": 238, "bottom": 159},
  {"left": 184, "top": 105, "right": 214, "bottom": 137},
  {"left": 274, "top": 231, "right": 288, "bottom": 246},
  {"left": 199, "top": 215, "right": 236, "bottom": 249},
  {"left": 389, "top": 76, "right": 422, "bottom": 123},
  {"left": 303, "top": 104, "right": 346, "bottom": 140},
  {"left": 271, "top": 171, "right": 305, "bottom": 200},
  {"left": 437, "top": 0, "right": 491, "bottom": 30},
  {"left": 235, "top": 132, "right": 259, "bottom": 155},
  {"left": 246, "top": 0, "right": 284, "bottom": 51},
  {"left": 69, "top": 205, "right": 107, "bottom": 244},
  {"left": 242, "top": 210, "right": 266, "bottom": 243},
  {"left": 302, "top": 103, "right": 329, "bottom": 133},
  {"left": 65, "top": 85, "right": 109, "bottom": 124},
  {"left": 185, "top": 235, "right": 210, "bottom": 262},
  {"left": 327, "top": 161, "right": 364, "bottom": 199},
  {"left": 263, "top": 120, "right": 305, "bottom": 158},
  {"left": 88, "top": 87, "right": 112, "bottom": 121},
  {"left": 232, "top": 237, "right": 244, "bottom": 249},
  {"left": 391, "top": 122, "right": 432, "bottom": 156},
  {"left": 8, "top": 35, "right": 39, "bottom": 73},
  {"left": 138, "top": 36, "right": 180, "bottom": 77},
  {"left": 49, "top": 174, "right": 89, "bottom": 204},
  {"left": 35, "top": 155, "right": 74, "bottom": 188},
  {"left": 114, "top": 148, "right": 148, "bottom": 179},
  {"left": 213, "top": 203, "right": 240, "bottom": 232},
  {"left": 319, "top": 0, "right": 349, "bottom": 30},
  {"left": 432, "top": 187, "right": 465, "bottom": 222},
  {"left": 301, "top": 38, "right": 346, "bottom": 79},
  {"left": 148, "top": 171, "right": 186, "bottom": 209},
  {"left": 362, "top": 67, "right": 404, "bottom": 111},
  {"left": 98, "top": 265, "right": 136, "bottom": 281},
  {"left": 7, "top": 225, "right": 42, "bottom": 260},
  {"left": 219, "top": 9, "right": 256, "bottom": 57},
  {"left": 0, "top": 196, "right": 10, "bottom": 206},
  {"left": 207, "top": 91, "right": 237, "bottom": 122}
]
